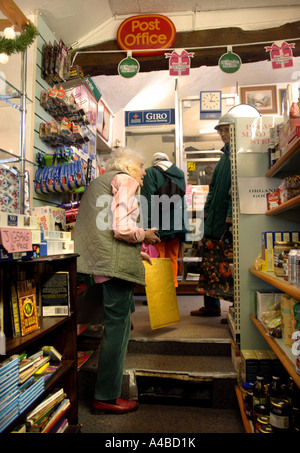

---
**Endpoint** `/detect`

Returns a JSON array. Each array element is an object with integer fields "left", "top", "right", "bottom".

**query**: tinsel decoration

[{"left": 0, "top": 23, "right": 38, "bottom": 56}]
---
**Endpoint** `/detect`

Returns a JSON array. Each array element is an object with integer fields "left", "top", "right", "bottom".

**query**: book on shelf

[
  {"left": 10, "top": 284, "right": 21, "bottom": 337},
  {"left": 11, "top": 423, "right": 27, "bottom": 433},
  {"left": 26, "top": 388, "right": 65, "bottom": 424},
  {"left": 0, "top": 354, "right": 19, "bottom": 379},
  {"left": 0, "top": 398, "right": 19, "bottom": 433},
  {"left": 19, "top": 375, "right": 45, "bottom": 413},
  {"left": 0, "top": 268, "right": 3, "bottom": 334},
  {"left": 0, "top": 355, "right": 19, "bottom": 398},
  {"left": 19, "top": 351, "right": 50, "bottom": 384},
  {"left": 41, "top": 398, "right": 70, "bottom": 433},
  {"left": 19, "top": 350, "right": 43, "bottom": 373},
  {"left": 26, "top": 391, "right": 69, "bottom": 433},
  {"left": 51, "top": 416, "right": 68, "bottom": 433},
  {"left": 16, "top": 279, "right": 39, "bottom": 336},
  {"left": 37, "top": 364, "right": 61, "bottom": 384},
  {"left": 42, "top": 345, "right": 62, "bottom": 361},
  {"left": 41, "top": 271, "right": 70, "bottom": 317}
]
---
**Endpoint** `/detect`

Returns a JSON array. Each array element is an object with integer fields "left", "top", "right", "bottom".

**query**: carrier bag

[
  {"left": 141, "top": 242, "right": 159, "bottom": 258},
  {"left": 143, "top": 258, "right": 180, "bottom": 329},
  {"left": 195, "top": 227, "right": 234, "bottom": 302}
]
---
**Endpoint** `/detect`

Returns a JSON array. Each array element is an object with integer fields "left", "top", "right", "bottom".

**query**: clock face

[{"left": 200, "top": 91, "right": 221, "bottom": 112}]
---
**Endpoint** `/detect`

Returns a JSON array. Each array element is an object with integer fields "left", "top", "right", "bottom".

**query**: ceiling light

[
  {"left": 0, "top": 53, "right": 9, "bottom": 64},
  {"left": 3, "top": 26, "right": 16, "bottom": 40}
]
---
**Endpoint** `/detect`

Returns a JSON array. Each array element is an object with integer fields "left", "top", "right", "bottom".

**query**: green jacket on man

[{"left": 204, "top": 145, "right": 232, "bottom": 240}]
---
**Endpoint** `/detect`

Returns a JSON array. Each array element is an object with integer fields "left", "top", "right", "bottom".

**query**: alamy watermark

[{"left": 95, "top": 189, "right": 204, "bottom": 241}]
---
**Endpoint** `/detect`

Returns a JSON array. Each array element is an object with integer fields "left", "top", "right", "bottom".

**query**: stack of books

[
  {"left": 0, "top": 355, "right": 20, "bottom": 433},
  {"left": 19, "top": 375, "right": 45, "bottom": 414},
  {"left": 25, "top": 388, "right": 70, "bottom": 433}
]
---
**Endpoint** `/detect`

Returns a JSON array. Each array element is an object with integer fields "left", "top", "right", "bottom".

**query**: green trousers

[{"left": 94, "top": 278, "right": 135, "bottom": 401}]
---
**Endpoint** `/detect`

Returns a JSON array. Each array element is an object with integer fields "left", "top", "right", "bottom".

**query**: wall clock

[{"left": 200, "top": 90, "right": 222, "bottom": 119}]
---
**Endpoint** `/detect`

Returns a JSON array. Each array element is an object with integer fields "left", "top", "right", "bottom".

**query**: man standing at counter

[{"left": 191, "top": 113, "right": 235, "bottom": 318}]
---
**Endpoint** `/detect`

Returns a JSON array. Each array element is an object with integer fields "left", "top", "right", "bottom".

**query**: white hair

[{"left": 104, "top": 146, "right": 145, "bottom": 172}]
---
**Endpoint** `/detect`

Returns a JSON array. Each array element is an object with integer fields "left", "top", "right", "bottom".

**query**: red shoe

[{"left": 92, "top": 398, "right": 138, "bottom": 414}]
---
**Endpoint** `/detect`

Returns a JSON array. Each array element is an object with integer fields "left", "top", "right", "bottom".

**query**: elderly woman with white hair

[{"left": 74, "top": 147, "right": 160, "bottom": 414}]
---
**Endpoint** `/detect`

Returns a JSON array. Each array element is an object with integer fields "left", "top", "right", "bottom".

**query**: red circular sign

[{"left": 117, "top": 14, "right": 176, "bottom": 56}]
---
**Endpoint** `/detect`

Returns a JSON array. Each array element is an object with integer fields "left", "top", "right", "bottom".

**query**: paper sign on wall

[{"left": 238, "top": 177, "right": 282, "bottom": 214}]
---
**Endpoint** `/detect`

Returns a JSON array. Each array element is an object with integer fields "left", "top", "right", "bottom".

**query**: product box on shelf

[
  {"left": 261, "top": 231, "right": 300, "bottom": 272},
  {"left": 0, "top": 246, "right": 34, "bottom": 262},
  {"left": 281, "top": 294, "right": 298, "bottom": 347},
  {"left": 0, "top": 212, "right": 38, "bottom": 229},
  {"left": 256, "top": 291, "right": 276, "bottom": 321},
  {"left": 31, "top": 206, "right": 66, "bottom": 231},
  {"left": 0, "top": 228, "right": 43, "bottom": 261},
  {"left": 261, "top": 231, "right": 274, "bottom": 272},
  {"left": 241, "top": 350, "right": 258, "bottom": 383},
  {"left": 43, "top": 230, "right": 71, "bottom": 241},
  {"left": 39, "top": 240, "right": 74, "bottom": 257},
  {"left": 255, "top": 350, "right": 273, "bottom": 382},
  {"left": 240, "top": 349, "right": 288, "bottom": 383}
]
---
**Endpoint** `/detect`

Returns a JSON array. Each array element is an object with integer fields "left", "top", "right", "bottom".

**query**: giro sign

[{"left": 117, "top": 14, "right": 176, "bottom": 56}]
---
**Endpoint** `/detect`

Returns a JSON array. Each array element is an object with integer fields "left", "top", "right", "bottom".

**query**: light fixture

[
  {"left": 0, "top": 53, "right": 9, "bottom": 64},
  {"left": 228, "top": 103, "right": 261, "bottom": 117},
  {"left": 3, "top": 26, "right": 16, "bottom": 40}
]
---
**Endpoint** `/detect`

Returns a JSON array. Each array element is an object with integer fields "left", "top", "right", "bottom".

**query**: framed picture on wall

[{"left": 240, "top": 85, "right": 278, "bottom": 114}]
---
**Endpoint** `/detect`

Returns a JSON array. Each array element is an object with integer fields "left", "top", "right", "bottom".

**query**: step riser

[
  {"left": 128, "top": 339, "right": 231, "bottom": 356},
  {"left": 122, "top": 371, "right": 237, "bottom": 410}
]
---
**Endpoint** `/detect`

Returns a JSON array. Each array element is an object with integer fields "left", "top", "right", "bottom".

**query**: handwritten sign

[
  {"left": 238, "top": 177, "right": 282, "bottom": 214},
  {"left": 0, "top": 228, "right": 32, "bottom": 253}
]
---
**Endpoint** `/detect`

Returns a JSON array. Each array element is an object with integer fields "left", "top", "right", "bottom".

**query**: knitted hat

[
  {"left": 151, "top": 152, "right": 170, "bottom": 166},
  {"left": 214, "top": 113, "right": 236, "bottom": 130}
]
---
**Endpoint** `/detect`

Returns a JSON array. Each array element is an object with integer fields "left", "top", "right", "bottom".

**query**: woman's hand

[
  {"left": 140, "top": 252, "right": 153, "bottom": 265},
  {"left": 144, "top": 229, "right": 161, "bottom": 245}
]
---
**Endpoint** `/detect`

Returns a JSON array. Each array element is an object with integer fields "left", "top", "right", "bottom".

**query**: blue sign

[{"left": 125, "top": 109, "right": 175, "bottom": 127}]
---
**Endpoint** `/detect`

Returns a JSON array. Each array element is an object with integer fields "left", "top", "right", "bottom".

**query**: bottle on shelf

[
  {"left": 286, "top": 377, "right": 300, "bottom": 431},
  {"left": 269, "top": 375, "right": 285, "bottom": 404},
  {"left": 252, "top": 375, "right": 269, "bottom": 408}
]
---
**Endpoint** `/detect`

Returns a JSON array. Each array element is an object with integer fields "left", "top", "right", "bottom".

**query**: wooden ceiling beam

[
  {"left": 73, "top": 20, "right": 300, "bottom": 77},
  {"left": 0, "top": 0, "right": 30, "bottom": 31}
]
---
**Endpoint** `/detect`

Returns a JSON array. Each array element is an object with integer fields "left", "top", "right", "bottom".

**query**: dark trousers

[
  {"left": 204, "top": 295, "right": 220, "bottom": 309},
  {"left": 94, "top": 278, "right": 134, "bottom": 401}
]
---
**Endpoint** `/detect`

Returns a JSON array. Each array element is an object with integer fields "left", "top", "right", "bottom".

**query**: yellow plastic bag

[{"left": 143, "top": 258, "right": 180, "bottom": 330}]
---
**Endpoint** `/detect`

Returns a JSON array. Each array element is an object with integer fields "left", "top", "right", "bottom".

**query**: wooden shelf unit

[{"left": 0, "top": 253, "right": 79, "bottom": 433}]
